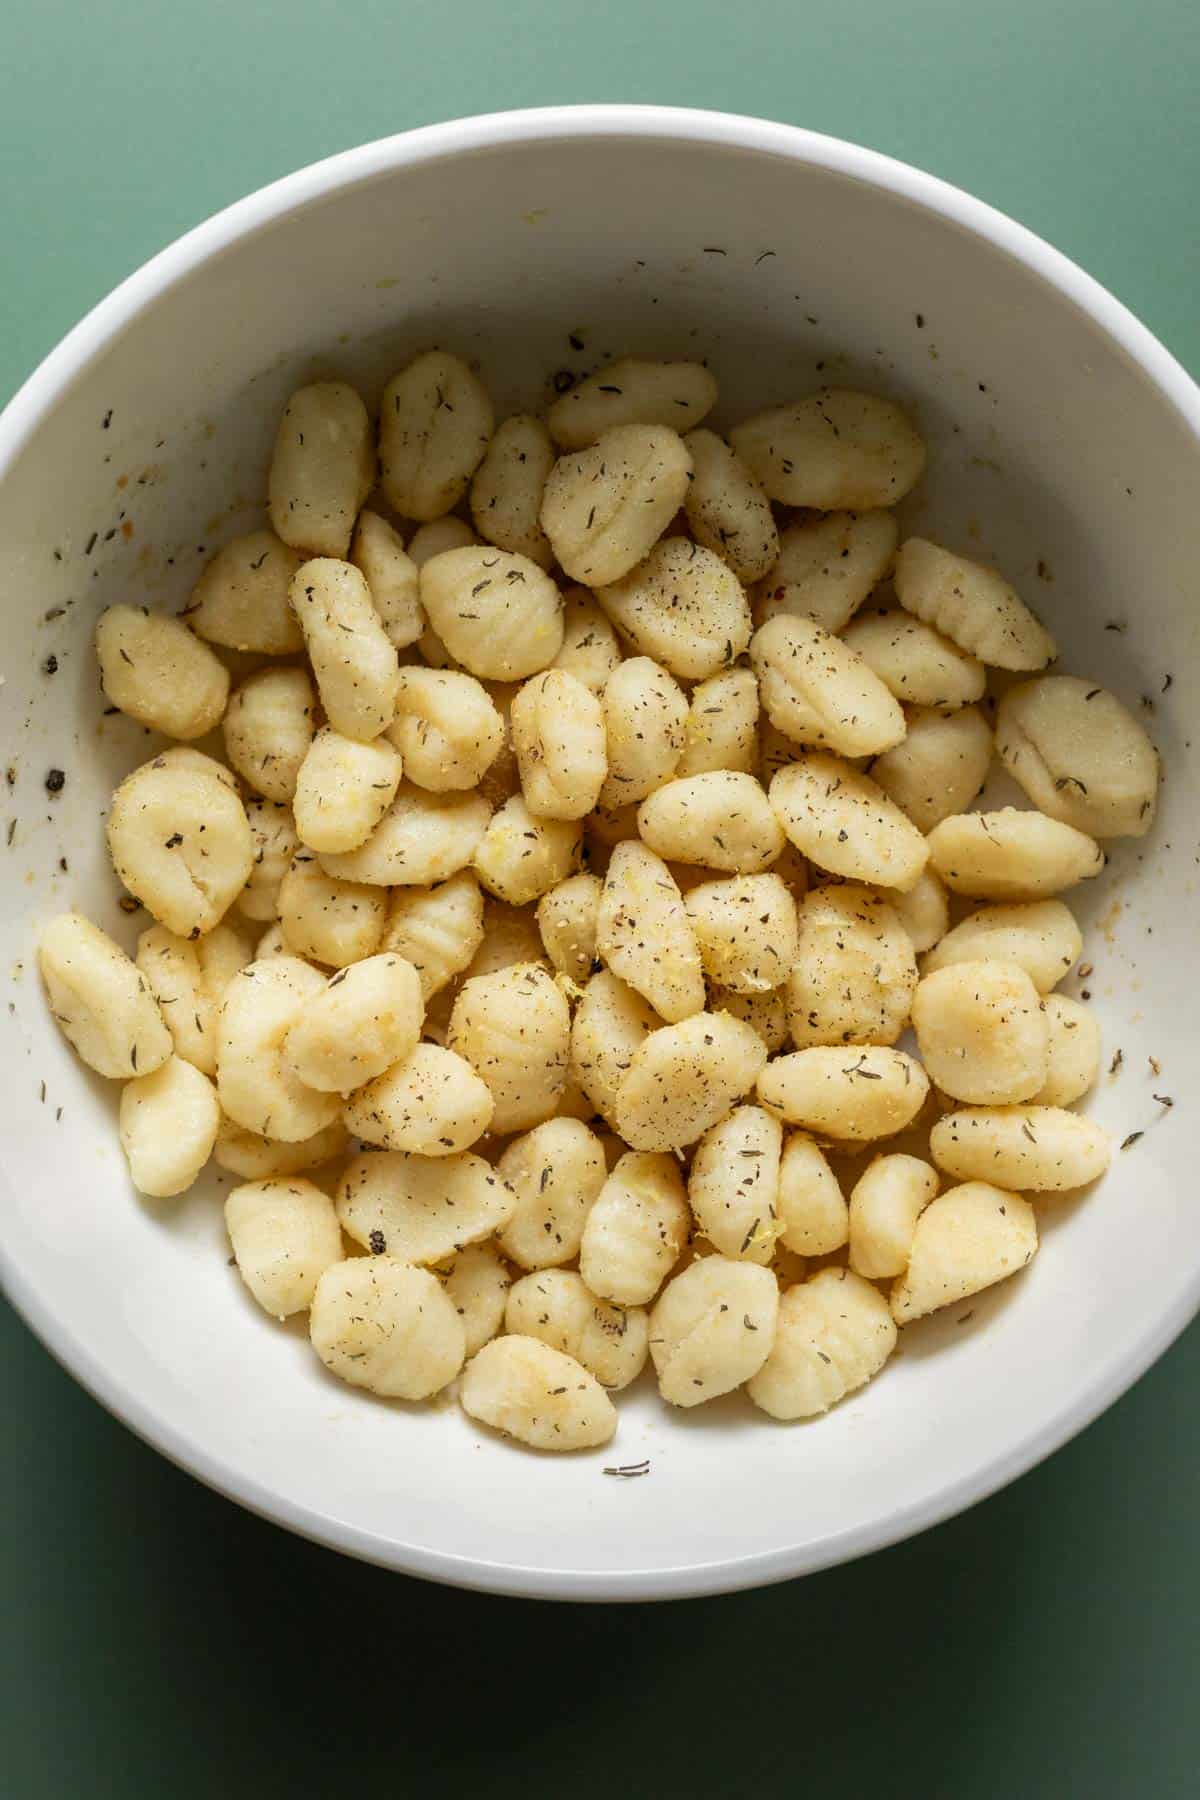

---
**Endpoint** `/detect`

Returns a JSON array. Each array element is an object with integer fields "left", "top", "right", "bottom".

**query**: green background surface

[{"left": 3, "top": 3, "right": 1199, "bottom": 1794}]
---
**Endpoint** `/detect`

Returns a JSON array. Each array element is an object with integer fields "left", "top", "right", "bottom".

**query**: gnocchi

[
  {"left": 344, "top": 1042, "right": 494, "bottom": 1155},
  {"left": 336, "top": 1149, "right": 516, "bottom": 1264},
  {"left": 541, "top": 424, "right": 692, "bottom": 585},
  {"left": 289, "top": 559, "right": 399, "bottom": 742},
  {"left": 217, "top": 957, "right": 341, "bottom": 1142},
  {"left": 419, "top": 546, "right": 564, "bottom": 681},
  {"left": 511, "top": 669, "right": 607, "bottom": 819},
  {"left": 119, "top": 1055, "right": 220, "bottom": 1197},
  {"left": 497, "top": 1118, "right": 608, "bottom": 1270},
  {"left": 996, "top": 675, "right": 1159, "bottom": 838},
  {"left": 596, "top": 537, "right": 751, "bottom": 681},
  {"left": 547, "top": 357, "right": 717, "bottom": 448},
  {"left": 685, "top": 873, "right": 798, "bottom": 995},
  {"left": 595, "top": 840, "right": 705, "bottom": 1022},
  {"left": 579, "top": 1150, "right": 690, "bottom": 1306},
  {"left": 350, "top": 510, "right": 424, "bottom": 650},
  {"left": 223, "top": 665, "right": 315, "bottom": 802},
  {"left": 869, "top": 703, "right": 993, "bottom": 834},
  {"left": 687, "top": 1105, "right": 783, "bottom": 1262},
  {"left": 470, "top": 414, "right": 556, "bottom": 567},
  {"left": 268, "top": 381, "right": 374, "bottom": 559},
  {"left": 381, "top": 871, "right": 485, "bottom": 997},
  {"left": 505, "top": 1269, "right": 649, "bottom": 1390},
  {"left": 460, "top": 1335, "right": 616, "bottom": 1451},
  {"left": 598, "top": 656, "right": 688, "bottom": 807},
  {"left": 683, "top": 428, "right": 779, "bottom": 584},
  {"left": 226, "top": 1178, "right": 343, "bottom": 1318},
  {"left": 890, "top": 1183, "right": 1038, "bottom": 1324},
  {"left": 754, "top": 510, "right": 898, "bottom": 634},
  {"left": 108, "top": 751, "right": 255, "bottom": 938},
  {"left": 927, "top": 808, "right": 1104, "bottom": 899},
  {"left": 186, "top": 531, "right": 306, "bottom": 655},
  {"left": 731, "top": 388, "right": 926, "bottom": 509},
  {"left": 283, "top": 952, "right": 423, "bottom": 1093},
  {"left": 614, "top": 1010, "right": 767, "bottom": 1152},
  {"left": 637, "top": 771, "right": 786, "bottom": 874},
  {"left": 786, "top": 883, "right": 917, "bottom": 1049},
  {"left": 751, "top": 614, "right": 906, "bottom": 758},
  {"left": 310, "top": 1257, "right": 466, "bottom": 1398},
  {"left": 390, "top": 667, "right": 504, "bottom": 792},
  {"left": 894, "top": 537, "right": 1056, "bottom": 671},
  {"left": 912, "top": 960, "right": 1048, "bottom": 1104},
  {"left": 769, "top": 754, "right": 928, "bottom": 891},
  {"left": 930, "top": 1105, "right": 1112, "bottom": 1191},
  {"left": 472, "top": 793, "right": 582, "bottom": 905},
  {"left": 292, "top": 728, "right": 404, "bottom": 854},
  {"left": 677, "top": 668, "right": 760, "bottom": 778},
  {"left": 747, "top": 1269, "right": 897, "bottom": 1419},
  {"left": 379, "top": 350, "right": 493, "bottom": 521},
  {"left": 758, "top": 1047, "right": 929, "bottom": 1141},
  {"left": 96, "top": 604, "right": 229, "bottom": 739},
  {"left": 841, "top": 610, "right": 986, "bottom": 710},
  {"left": 448, "top": 961, "right": 570, "bottom": 1133},
  {"left": 650, "top": 1258, "right": 779, "bottom": 1406}
]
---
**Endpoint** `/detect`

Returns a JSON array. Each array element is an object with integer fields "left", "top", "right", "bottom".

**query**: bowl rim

[{"left": 2, "top": 104, "right": 1198, "bottom": 1602}]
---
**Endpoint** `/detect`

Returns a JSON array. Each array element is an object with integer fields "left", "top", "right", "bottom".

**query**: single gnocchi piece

[
  {"left": 344, "top": 1043, "right": 494, "bottom": 1155},
  {"left": 547, "top": 356, "right": 717, "bottom": 448},
  {"left": 217, "top": 957, "right": 341, "bottom": 1141},
  {"left": 290, "top": 559, "right": 400, "bottom": 742},
  {"left": 379, "top": 350, "right": 494, "bottom": 522},
  {"left": 497, "top": 1118, "right": 607, "bottom": 1270},
  {"left": 95, "top": 604, "right": 229, "bottom": 740},
  {"left": 598, "top": 655, "right": 688, "bottom": 806},
  {"left": 754, "top": 510, "right": 898, "bottom": 634},
  {"left": 869, "top": 704, "right": 993, "bottom": 834},
  {"left": 108, "top": 752, "right": 255, "bottom": 939},
  {"left": 894, "top": 538, "right": 1056, "bottom": 671},
  {"left": 350, "top": 510, "right": 424, "bottom": 650},
  {"left": 389, "top": 668, "right": 504, "bottom": 792},
  {"left": 1034, "top": 994, "right": 1101, "bottom": 1106},
  {"left": 770, "top": 754, "right": 929, "bottom": 891},
  {"left": 751, "top": 615, "right": 906, "bottom": 758},
  {"left": 930, "top": 1105, "right": 1111, "bottom": 1192},
  {"left": 277, "top": 854, "right": 386, "bottom": 968},
  {"left": 448, "top": 961, "right": 570, "bottom": 1133},
  {"left": 472, "top": 793, "right": 582, "bottom": 905},
  {"left": 223, "top": 665, "right": 315, "bottom": 803},
  {"left": 996, "top": 675, "right": 1159, "bottom": 838},
  {"left": 841, "top": 610, "right": 986, "bottom": 710},
  {"left": 688, "top": 1105, "right": 783, "bottom": 1262},
  {"left": 336, "top": 1149, "right": 516, "bottom": 1263},
  {"left": 419, "top": 546, "right": 564, "bottom": 680},
  {"left": 758, "top": 1047, "right": 929, "bottom": 1141},
  {"left": 292, "top": 728, "right": 404, "bottom": 855},
  {"left": 407, "top": 517, "right": 478, "bottom": 566},
  {"left": 731, "top": 388, "right": 926, "bottom": 509},
  {"left": 747, "top": 1268, "right": 897, "bottom": 1419},
  {"left": 596, "top": 840, "right": 705, "bottom": 1022},
  {"left": 709, "top": 983, "right": 789, "bottom": 1056},
  {"left": 226, "top": 1178, "right": 344, "bottom": 1317},
  {"left": 912, "top": 960, "right": 1049, "bottom": 1104},
  {"left": 637, "top": 771, "right": 786, "bottom": 875},
  {"left": 311, "top": 1256, "right": 466, "bottom": 1398},
  {"left": 283, "top": 952, "right": 423, "bottom": 1092},
  {"left": 579, "top": 1150, "right": 690, "bottom": 1305},
  {"left": 677, "top": 668, "right": 760, "bottom": 778},
  {"left": 185, "top": 531, "right": 306, "bottom": 655},
  {"left": 570, "top": 969, "right": 663, "bottom": 1130},
  {"left": 462, "top": 898, "right": 547, "bottom": 981},
  {"left": 267, "top": 381, "right": 374, "bottom": 558},
  {"left": 926, "top": 809, "right": 1104, "bottom": 900},
  {"left": 614, "top": 1010, "right": 768, "bottom": 1152},
  {"left": 135, "top": 919, "right": 252, "bottom": 1074},
  {"left": 459, "top": 1335, "right": 616, "bottom": 1451},
  {"left": 550, "top": 587, "right": 623, "bottom": 695},
  {"left": 511, "top": 669, "right": 607, "bottom": 819},
  {"left": 776, "top": 1132, "right": 848, "bottom": 1255},
  {"left": 381, "top": 871, "right": 485, "bottom": 998},
  {"left": 685, "top": 873, "right": 799, "bottom": 995},
  {"left": 238, "top": 801, "right": 299, "bottom": 923},
  {"left": 213, "top": 1114, "right": 349, "bottom": 1180},
  {"left": 469, "top": 413, "right": 556, "bottom": 567},
  {"left": 650, "top": 1257, "right": 779, "bottom": 1407},
  {"left": 890, "top": 1182, "right": 1038, "bottom": 1324},
  {"left": 786, "top": 883, "right": 917, "bottom": 1048},
  {"left": 118, "top": 1056, "right": 220, "bottom": 1197},
  {"left": 884, "top": 865, "right": 950, "bottom": 956},
  {"left": 848, "top": 1154, "right": 939, "bottom": 1279},
  {"left": 596, "top": 537, "right": 751, "bottom": 682},
  {"left": 683, "top": 429, "right": 779, "bottom": 584},
  {"left": 540, "top": 423, "right": 692, "bottom": 586},
  {"left": 506, "top": 1269, "right": 649, "bottom": 1390},
  {"left": 440, "top": 1243, "right": 511, "bottom": 1357},
  {"left": 320, "top": 782, "right": 492, "bottom": 887},
  {"left": 921, "top": 899, "right": 1083, "bottom": 993},
  {"left": 536, "top": 872, "right": 602, "bottom": 983}
]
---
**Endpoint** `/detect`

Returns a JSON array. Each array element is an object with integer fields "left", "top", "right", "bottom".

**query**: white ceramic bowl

[{"left": 1, "top": 106, "right": 1196, "bottom": 1601}]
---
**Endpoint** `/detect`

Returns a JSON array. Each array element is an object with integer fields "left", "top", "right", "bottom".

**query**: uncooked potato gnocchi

[{"left": 49, "top": 340, "right": 1153, "bottom": 1459}]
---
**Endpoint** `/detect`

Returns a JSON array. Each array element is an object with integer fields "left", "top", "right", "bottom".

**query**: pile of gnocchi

[{"left": 38, "top": 350, "right": 1159, "bottom": 1454}]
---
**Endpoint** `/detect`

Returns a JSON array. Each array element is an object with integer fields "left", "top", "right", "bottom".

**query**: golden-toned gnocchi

[
  {"left": 118, "top": 1055, "right": 220, "bottom": 1197},
  {"left": 460, "top": 1335, "right": 616, "bottom": 1450},
  {"left": 685, "top": 872, "right": 798, "bottom": 995},
  {"left": 596, "top": 537, "right": 751, "bottom": 681},
  {"left": 108, "top": 751, "right": 255, "bottom": 939},
  {"left": 289, "top": 558, "right": 400, "bottom": 742},
  {"left": 268, "top": 381, "right": 374, "bottom": 559},
  {"left": 380, "top": 871, "right": 485, "bottom": 998},
  {"left": 283, "top": 952, "right": 423, "bottom": 1093},
  {"left": 320, "top": 782, "right": 491, "bottom": 888},
  {"left": 747, "top": 1268, "right": 896, "bottom": 1419},
  {"left": 927, "top": 808, "right": 1104, "bottom": 900},
  {"left": 650, "top": 1257, "right": 779, "bottom": 1406},
  {"left": 687, "top": 1105, "right": 783, "bottom": 1262},
  {"left": 570, "top": 968, "right": 663, "bottom": 1130},
  {"left": 497, "top": 1118, "right": 608, "bottom": 1270},
  {"left": 869, "top": 703, "right": 993, "bottom": 834},
  {"left": 550, "top": 587, "right": 623, "bottom": 695},
  {"left": 469, "top": 413, "right": 556, "bottom": 567},
  {"left": 599, "top": 655, "right": 688, "bottom": 807},
  {"left": 769, "top": 754, "right": 928, "bottom": 892},
  {"left": 614, "top": 1010, "right": 768, "bottom": 1152},
  {"left": 547, "top": 356, "right": 717, "bottom": 448},
  {"left": 292, "top": 728, "right": 403, "bottom": 855},
  {"left": 389, "top": 667, "right": 504, "bottom": 792},
  {"left": 731, "top": 388, "right": 926, "bottom": 509},
  {"left": 758, "top": 1047, "right": 929, "bottom": 1141},
  {"left": 753, "top": 509, "right": 898, "bottom": 633},
  {"left": 540, "top": 423, "right": 692, "bottom": 585},
  {"left": 311, "top": 1256, "right": 466, "bottom": 1398},
  {"left": 186, "top": 531, "right": 305, "bottom": 655},
  {"left": 536, "top": 871, "right": 602, "bottom": 983},
  {"left": 223, "top": 665, "right": 315, "bottom": 802},
  {"left": 379, "top": 349, "right": 494, "bottom": 522},
  {"left": 448, "top": 960, "right": 570, "bottom": 1133},
  {"left": 930, "top": 1105, "right": 1111, "bottom": 1191},
  {"left": 419, "top": 546, "right": 565, "bottom": 681},
  {"left": 472, "top": 793, "right": 582, "bottom": 905},
  {"left": 637, "top": 771, "right": 786, "bottom": 874},
  {"left": 751, "top": 614, "right": 906, "bottom": 758},
  {"left": 226, "top": 1177, "right": 344, "bottom": 1318},
  {"left": 786, "top": 883, "right": 916, "bottom": 1049},
  {"left": 579, "top": 1149, "right": 690, "bottom": 1305},
  {"left": 920, "top": 898, "right": 1083, "bottom": 993},
  {"left": 135, "top": 920, "right": 251, "bottom": 1075},
  {"left": 996, "top": 675, "right": 1159, "bottom": 838},
  {"left": 336, "top": 1148, "right": 516, "bottom": 1263},
  {"left": 277, "top": 853, "right": 386, "bottom": 968},
  {"left": 1034, "top": 994, "right": 1101, "bottom": 1106},
  {"left": 841, "top": 609, "right": 986, "bottom": 710},
  {"left": 344, "top": 1042, "right": 494, "bottom": 1154},
  {"left": 350, "top": 510, "right": 424, "bottom": 650},
  {"left": 683, "top": 428, "right": 778, "bottom": 583},
  {"left": 217, "top": 957, "right": 341, "bottom": 1142},
  {"left": 890, "top": 1182, "right": 1038, "bottom": 1324},
  {"left": 595, "top": 840, "right": 705, "bottom": 1023},
  {"left": 848, "top": 1154, "right": 939, "bottom": 1279},
  {"left": 96, "top": 604, "right": 229, "bottom": 739},
  {"left": 505, "top": 1268, "right": 649, "bottom": 1391},
  {"left": 894, "top": 537, "right": 1056, "bottom": 671},
  {"left": 677, "top": 668, "right": 760, "bottom": 777},
  {"left": 511, "top": 669, "right": 607, "bottom": 820},
  {"left": 912, "top": 960, "right": 1048, "bottom": 1104}
]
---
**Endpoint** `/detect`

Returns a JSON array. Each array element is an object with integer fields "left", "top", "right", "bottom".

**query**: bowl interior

[{"left": 1, "top": 116, "right": 1195, "bottom": 1598}]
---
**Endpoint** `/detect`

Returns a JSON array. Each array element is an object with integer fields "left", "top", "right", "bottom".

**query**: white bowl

[{"left": 1, "top": 106, "right": 1196, "bottom": 1601}]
